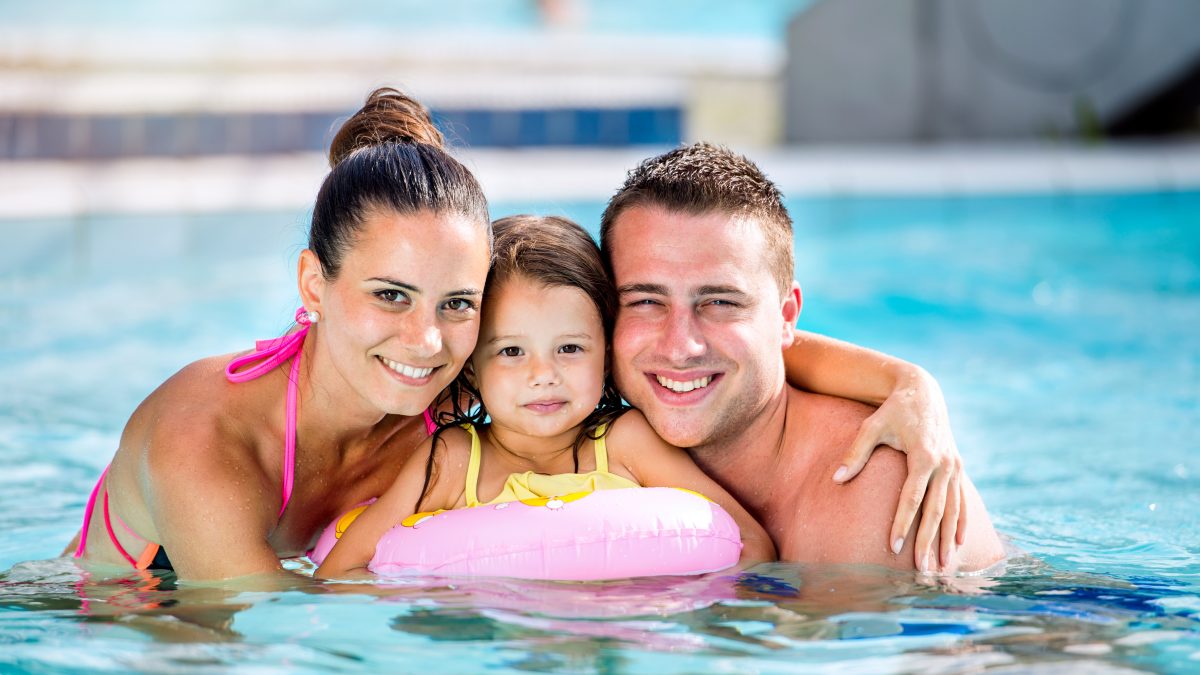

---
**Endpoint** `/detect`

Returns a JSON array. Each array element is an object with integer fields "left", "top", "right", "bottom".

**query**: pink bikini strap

[
  {"left": 103, "top": 489, "right": 139, "bottom": 567},
  {"left": 225, "top": 308, "right": 311, "bottom": 517},
  {"left": 74, "top": 465, "right": 108, "bottom": 558},
  {"left": 223, "top": 308, "right": 438, "bottom": 517}
]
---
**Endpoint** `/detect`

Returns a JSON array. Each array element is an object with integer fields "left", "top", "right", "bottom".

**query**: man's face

[{"left": 609, "top": 205, "right": 801, "bottom": 450}]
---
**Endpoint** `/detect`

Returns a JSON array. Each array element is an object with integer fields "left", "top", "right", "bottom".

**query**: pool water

[{"left": 1, "top": 190, "right": 1198, "bottom": 671}]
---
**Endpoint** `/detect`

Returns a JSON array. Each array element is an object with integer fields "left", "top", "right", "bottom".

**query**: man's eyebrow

[
  {"left": 697, "top": 285, "right": 749, "bottom": 297},
  {"left": 617, "top": 283, "right": 668, "bottom": 295}
]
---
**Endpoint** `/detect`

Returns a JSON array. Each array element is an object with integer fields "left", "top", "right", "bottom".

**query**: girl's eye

[
  {"left": 559, "top": 344, "right": 583, "bottom": 354},
  {"left": 375, "top": 289, "right": 409, "bottom": 304},
  {"left": 443, "top": 298, "right": 476, "bottom": 313},
  {"left": 499, "top": 346, "right": 522, "bottom": 357}
]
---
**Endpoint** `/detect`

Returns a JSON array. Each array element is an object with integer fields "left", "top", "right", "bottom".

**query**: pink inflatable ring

[{"left": 309, "top": 487, "right": 742, "bottom": 580}]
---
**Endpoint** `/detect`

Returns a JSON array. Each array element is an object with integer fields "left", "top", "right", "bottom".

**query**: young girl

[{"left": 315, "top": 215, "right": 776, "bottom": 577}]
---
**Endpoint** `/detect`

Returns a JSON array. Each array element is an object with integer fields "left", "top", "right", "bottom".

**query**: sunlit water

[{"left": 1, "top": 190, "right": 1198, "bottom": 672}]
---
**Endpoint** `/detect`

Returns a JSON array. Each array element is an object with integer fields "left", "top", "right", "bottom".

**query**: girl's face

[
  {"left": 469, "top": 274, "right": 607, "bottom": 441},
  {"left": 302, "top": 208, "right": 492, "bottom": 419}
]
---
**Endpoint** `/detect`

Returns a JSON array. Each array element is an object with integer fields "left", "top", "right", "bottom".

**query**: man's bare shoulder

[
  {"left": 776, "top": 387, "right": 1005, "bottom": 572},
  {"left": 774, "top": 387, "right": 913, "bottom": 568}
]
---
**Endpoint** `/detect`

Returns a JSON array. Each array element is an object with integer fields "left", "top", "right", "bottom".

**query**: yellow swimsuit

[{"left": 463, "top": 423, "right": 640, "bottom": 507}]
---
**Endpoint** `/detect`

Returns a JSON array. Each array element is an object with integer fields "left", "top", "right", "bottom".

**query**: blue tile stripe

[{"left": 0, "top": 106, "right": 682, "bottom": 159}]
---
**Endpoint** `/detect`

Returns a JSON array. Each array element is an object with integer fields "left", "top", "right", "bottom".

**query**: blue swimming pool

[{"left": 1, "top": 189, "right": 1198, "bottom": 671}]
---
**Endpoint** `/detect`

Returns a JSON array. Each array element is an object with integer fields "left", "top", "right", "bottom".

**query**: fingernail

[
  {"left": 833, "top": 466, "right": 848, "bottom": 482},
  {"left": 920, "top": 555, "right": 930, "bottom": 573},
  {"left": 892, "top": 538, "right": 903, "bottom": 555}
]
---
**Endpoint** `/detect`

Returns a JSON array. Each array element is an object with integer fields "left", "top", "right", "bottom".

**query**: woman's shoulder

[{"left": 130, "top": 355, "right": 270, "bottom": 473}]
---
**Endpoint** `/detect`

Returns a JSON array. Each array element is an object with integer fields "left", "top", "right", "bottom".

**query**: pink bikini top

[{"left": 225, "top": 307, "right": 437, "bottom": 517}]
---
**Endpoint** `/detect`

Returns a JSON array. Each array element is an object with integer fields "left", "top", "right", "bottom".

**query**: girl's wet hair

[
  {"left": 419, "top": 215, "right": 629, "bottom": 512},
  {"left": 309, "top": 87, "right": 490, "bottom": 279}
]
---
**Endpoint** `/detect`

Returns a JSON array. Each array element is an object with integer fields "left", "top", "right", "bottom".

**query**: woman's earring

[{"left": 306, "top": 310, "right": 321, "bottom": 324}]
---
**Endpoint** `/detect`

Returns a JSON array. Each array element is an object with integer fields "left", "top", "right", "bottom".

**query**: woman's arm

[
  {"left": 609, "top": 411, "right": 777, "bottom": 563},
  {"left": 314, "top": 436, "right": 445, "bottom": 579},
  {"left": 144, "top": 422, "right": 293, "bottom": 581},
  {"left": 783, "top": 329, "right": 965, "bottom": 571}
]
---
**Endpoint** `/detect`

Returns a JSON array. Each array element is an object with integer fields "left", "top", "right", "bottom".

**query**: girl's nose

[{"left": 528, "top": 355, "right": 560, "bottom": 387}]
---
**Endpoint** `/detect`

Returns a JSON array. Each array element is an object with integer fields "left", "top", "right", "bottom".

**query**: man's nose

[{"left": 657, "top": 307, "right": 706, "bottom": 364}]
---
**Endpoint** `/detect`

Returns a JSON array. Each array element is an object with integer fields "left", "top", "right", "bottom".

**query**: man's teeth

[
  {"left": 655, "top": 375, "right": 713, "bottom": 393},
  {"left": 382, "top": 357, "right": 434, "bottom": 379}
]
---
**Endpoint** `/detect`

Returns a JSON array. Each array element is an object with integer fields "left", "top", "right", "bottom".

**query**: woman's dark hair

[
  {"left": 417, "top": 215, "right": 629, "bottom": 512},
  {"left": 309, "top": 87, "right": 490, "bottom": 279}
]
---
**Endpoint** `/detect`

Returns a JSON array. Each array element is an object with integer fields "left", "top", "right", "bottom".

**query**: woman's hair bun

[{"left": 328, "top": 87, "right": 445, "bottom": 168}]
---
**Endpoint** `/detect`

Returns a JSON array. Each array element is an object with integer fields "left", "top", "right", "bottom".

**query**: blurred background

[
  {"left": 3, "top": 0, "right": 1198, "bottom": 221},
  {"left": 2, "top": 1, "right": 1200, "bottom": 670}
]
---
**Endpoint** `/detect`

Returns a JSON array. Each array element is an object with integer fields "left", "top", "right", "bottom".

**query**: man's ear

[
  {"left": 298, "top": 250, "right": 326, "bottom": 315},
  {"left": 780, "top": 281, "right": 802, "bottom": 348}
]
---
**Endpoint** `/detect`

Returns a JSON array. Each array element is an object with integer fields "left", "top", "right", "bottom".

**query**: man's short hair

[{"left": 600, "top": 142, "right": 795, "bottom": 295}]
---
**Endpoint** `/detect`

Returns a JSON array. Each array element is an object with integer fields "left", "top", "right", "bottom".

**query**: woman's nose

[{"left": 400, "top": 313, "right": 443, "bottom": 359}]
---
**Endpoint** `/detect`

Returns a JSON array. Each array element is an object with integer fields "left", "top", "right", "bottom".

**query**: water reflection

[{"left": 0, "top": 552, "right": 1197, "bottom": 671}]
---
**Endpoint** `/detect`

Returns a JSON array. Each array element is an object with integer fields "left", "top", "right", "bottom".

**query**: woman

[{"left": 67, "top": 88, "right": 968, "bottom": 580}]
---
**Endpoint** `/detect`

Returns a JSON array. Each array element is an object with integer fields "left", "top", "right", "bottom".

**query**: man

[{"left": 601, "top": 143, "right": 1005, "bottom": 572}]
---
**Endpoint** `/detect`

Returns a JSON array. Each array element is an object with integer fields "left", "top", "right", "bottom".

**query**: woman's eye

[
  {"left": 499, "top": 347, "right": 522, "bottom": 357},
  {"left": 375, "top": 289, "right": 409, "bottom": 304},
  {"left": 443, "top": 298, "right": 476, "bottom": 313}
]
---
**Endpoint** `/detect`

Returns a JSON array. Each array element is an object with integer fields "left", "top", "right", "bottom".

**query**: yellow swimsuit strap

[
  {"left": 593, "top": 423, "right": 610, "bottom": 473},
  {"left": 463, "top": 421, "right": 613, "bottom": 508},
  {"left": 464, "top": 423, "right": 482, "bottom": 507}
]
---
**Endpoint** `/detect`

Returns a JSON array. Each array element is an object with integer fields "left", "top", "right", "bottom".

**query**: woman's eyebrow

[
  {"left": 367, "top": 278, "right": 482, "bottom": 298},
  {"left": 367, "top": 277, "right": 418, "bottom": 292}
]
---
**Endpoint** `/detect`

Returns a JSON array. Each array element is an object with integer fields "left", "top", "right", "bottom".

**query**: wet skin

[
  {"left": 73, "top": 209, "right": 492, "bottom": 581},
  {"left": 607, "top": 205, "right": 1005, "bottom": 571}
]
